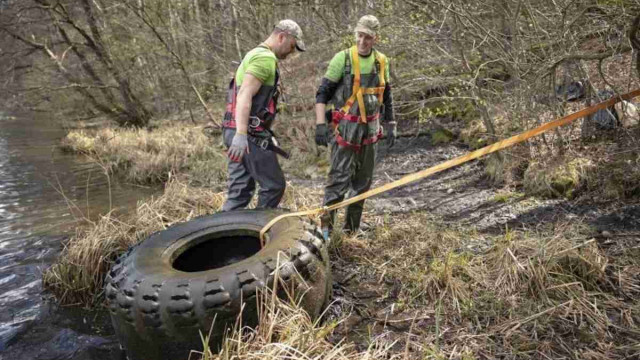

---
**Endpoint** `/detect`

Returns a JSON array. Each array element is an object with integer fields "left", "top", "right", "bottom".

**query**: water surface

[{"left": 0, "top": 112, "right": 156, "bottom": 358}]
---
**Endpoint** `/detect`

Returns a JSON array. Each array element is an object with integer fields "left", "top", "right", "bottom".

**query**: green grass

[{"left": 492, "top": 191, "right": 525, "bottom": 203}]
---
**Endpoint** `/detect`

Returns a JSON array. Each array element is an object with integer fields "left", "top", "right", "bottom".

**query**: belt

[
  {"left": 223, "top": 116, "right": 266, "bottom": 132},
  {"left": 334, "top": 129, "right": 382, "bottom": 152},
  {"left": 332, "top": 111, "right": 379, "bottom": 124},
  {"left": 247, "top": 135, "right": 290, "bottom": 159}
]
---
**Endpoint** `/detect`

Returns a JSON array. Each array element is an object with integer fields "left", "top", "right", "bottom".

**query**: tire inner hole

[{"left": 172, "top": 231, "right": 261, "bottom": 272}]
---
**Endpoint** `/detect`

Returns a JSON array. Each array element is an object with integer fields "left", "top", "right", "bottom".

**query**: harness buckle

[
  {"left": 258, "top": 138, "right": 269, "bottom": 150},
  {"left": 248, "top": 116, "right": 262, "bottom": 129}
]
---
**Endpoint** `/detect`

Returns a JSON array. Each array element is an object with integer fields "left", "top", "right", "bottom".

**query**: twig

[
  {"left": 505, "top": 300, "right": 573, "bottom": 333},
  {"left": 553, "top": 239, "right": 596, "bottom": 257},
  {"left": 507, "top": 247, "right": 526, "bottom": 271}
]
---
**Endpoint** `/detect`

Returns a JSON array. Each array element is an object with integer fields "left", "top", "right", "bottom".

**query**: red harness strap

[
  {"left": 334, "top": 129, "right": 383, "bottom": 152},
  {"left": 221, "top": 117, "right": 266, "bottom": 133},
  {"left": 332, "top": 111, "right": 379, "bottom": 124}
]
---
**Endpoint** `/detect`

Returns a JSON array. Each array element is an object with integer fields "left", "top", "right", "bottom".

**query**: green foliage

[
  {"left": 431, "top": 128, "right": 453, "bottom": 145},
  {"left": 492, "top": 191, "right": 525, "bottom": 203},
  {"left": 524, "top": 158, "right": 595, "bottom": 199}
]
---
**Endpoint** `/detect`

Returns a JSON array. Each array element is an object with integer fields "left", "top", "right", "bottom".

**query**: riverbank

[{"left": 41, "top": 124, "right": 640, "bottom": 358}]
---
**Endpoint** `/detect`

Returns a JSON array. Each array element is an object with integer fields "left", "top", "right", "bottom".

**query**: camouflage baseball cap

[
  {"left": 274, "top": 19, "right": 306, "bottom": 52},
  {"left": 354, "top": 15, "right": 380, "bottom": 37}
]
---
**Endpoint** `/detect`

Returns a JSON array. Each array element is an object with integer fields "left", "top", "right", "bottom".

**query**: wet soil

[{"left": 317, "top": 135, "right": 640, "bottom": 350}]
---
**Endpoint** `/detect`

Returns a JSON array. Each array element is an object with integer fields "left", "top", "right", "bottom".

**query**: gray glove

[
  {"left": 315, "top": 123, "right": 330, "bottom": 146},
  {"left": 227, "top": 132, "right": 249, "bottom": 162},
  {"left": 385, "top": 121, "right": 397, "bottom": 148}
]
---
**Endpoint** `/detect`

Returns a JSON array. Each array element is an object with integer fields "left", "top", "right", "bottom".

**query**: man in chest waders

[
  {"left": 222, "top": 20, "right": 305, "bottom": 211},
  {"left": 314, "top": 15, "right": 397, "bottom": 236}
]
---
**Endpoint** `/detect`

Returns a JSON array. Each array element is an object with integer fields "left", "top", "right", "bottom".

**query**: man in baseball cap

[
  {"left": 220, "top": 19, "right": 306, "bottom": 211},
  {"left": 313, "top": 15, "right": 397, "bottom": 237},
  {"left": 274, "top": 19, "right": 306, "bottom": 52}
]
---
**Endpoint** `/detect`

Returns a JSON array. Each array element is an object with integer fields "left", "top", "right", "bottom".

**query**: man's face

[
  {"left": 356, "top": 31, "right": 376, "bottom": 56},
  {"left": 276, "top": 33, "right": 297, "bottom": 59}
]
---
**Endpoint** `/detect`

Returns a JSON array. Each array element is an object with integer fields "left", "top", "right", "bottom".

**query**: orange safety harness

[{"left": 332, "top": 46, "right": 387, "bottom": 150}]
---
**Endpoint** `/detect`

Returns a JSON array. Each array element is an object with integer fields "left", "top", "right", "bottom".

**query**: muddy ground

[{"left": 314, "top": 135, "right": 640, "bottom": 352}]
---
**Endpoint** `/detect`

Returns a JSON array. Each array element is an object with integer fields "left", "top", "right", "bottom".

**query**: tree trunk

[
  {"left": 77, "top": 0, "right": 151, "bottom": 126},
  {"left": 230, "top": 0, "right": 242, "bottom": 61}
]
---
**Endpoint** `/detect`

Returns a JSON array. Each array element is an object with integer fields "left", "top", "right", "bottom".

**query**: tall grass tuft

[
  {"left": 192, "top": 280, "right": 400, "bottom": 360},
  {"left": 43, "top": 179, "right": 225, "bottom": 306},
  {"left": 60, "top": 124, "right": 228, "bottom": 186},
  {"left": 60, "top": 118, "right": 328, "bottom": 186}
]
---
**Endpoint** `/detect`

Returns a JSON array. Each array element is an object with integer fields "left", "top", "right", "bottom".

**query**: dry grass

[
  {"left": 332, "top": 212, "right": 640, "bottom": 359},
  {"left": 42, "top": 177, "right": 323, "bottom": 306},
  {"left": 61, "top": 118, "right": 328, "bottom": 185},
  {"left": 60, "top": 124, "right": 228, "bottom": 186},
  {"left": 523, "top": 156, "right": 595, "bottom": 199},
  {"left": 193, "top": 279, "right": 399, "bottom": 360}
]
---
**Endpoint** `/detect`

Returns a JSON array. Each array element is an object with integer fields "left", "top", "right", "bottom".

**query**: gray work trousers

[
  {"left": 221, "top": 128, "right": 286, "bottom": 211},
  {"left": 322, "top": 140, "right": 377, "bottom": 233}
]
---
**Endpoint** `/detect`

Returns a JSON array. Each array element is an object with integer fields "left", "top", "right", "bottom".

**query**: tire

[{"left": 105, "top": 209, "right": 331, "bottom": 360}]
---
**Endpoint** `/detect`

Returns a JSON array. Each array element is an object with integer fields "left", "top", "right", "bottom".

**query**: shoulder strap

[
  {"left": 350, "top": 46, "right": 367, "bottom": 123},
  {"left": 374, "top": 50, "right": 386, "bottom": 105},
  {"left": 344, "top": 49, "right": 351, "bottom": 77},
  {"left": 373, "top": 54, "right": 379, "bottom": 75},
  {"left": 375, "top": 50, "right": 386, "bottom": 87}
]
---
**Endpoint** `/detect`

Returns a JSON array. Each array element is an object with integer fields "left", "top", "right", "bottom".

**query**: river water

[{"left": 0, "top": 112, "right": 156, "bottom": 359}]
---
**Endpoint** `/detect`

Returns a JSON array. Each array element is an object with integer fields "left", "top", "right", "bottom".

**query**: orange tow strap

[{"left": 259, "top": 88, "right": 640, "bottom": 246}]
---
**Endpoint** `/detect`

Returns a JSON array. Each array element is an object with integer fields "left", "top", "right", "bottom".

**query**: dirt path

[{"left": 362, "top": 136, "right": 638, "bottom": 235}]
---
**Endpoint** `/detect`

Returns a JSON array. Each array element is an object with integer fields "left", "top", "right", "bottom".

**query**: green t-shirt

[
  {"left": 324, "top": 49, "right": 390, "bottom": 83},
  {"left": 235, "top": 45, "right": 278, "bottom": 86}
]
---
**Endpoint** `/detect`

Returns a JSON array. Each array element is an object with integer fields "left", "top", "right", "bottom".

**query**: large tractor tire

[{"left": 105, "top": 210, "right": 331, "bottom": 360}]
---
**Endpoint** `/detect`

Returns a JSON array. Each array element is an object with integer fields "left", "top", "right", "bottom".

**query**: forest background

[
  {"left": 3, "top": 1, "right": 640, "bottom": 359},
  {"left": 2, "top": 0, "right": 640, "bottom": 168}
]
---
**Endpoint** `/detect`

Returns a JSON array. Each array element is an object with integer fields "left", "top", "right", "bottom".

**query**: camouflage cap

[
  {"left": 354, "top": 15, "right": 380, "bottom": 37},
  {"left": 274, "top": 19, "right": 306, "bottom": 52}
]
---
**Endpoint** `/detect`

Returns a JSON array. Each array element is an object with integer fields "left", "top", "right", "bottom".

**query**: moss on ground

[
  {"left": 524, "top": 157, "right": 595, "bottom": 199},
  {"left": 431, "top": 128, "right": 454, "bottom": 145}
]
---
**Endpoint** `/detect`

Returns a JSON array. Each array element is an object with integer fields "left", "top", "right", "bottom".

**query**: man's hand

[
  {"left": 384, "top": 121, "right": 397, "bottom": 148},
  {"left": 228, "top": 132, "right": 249, "bottom": 162},
  {"left": 315, "top": 123, "right": 330, "bottom": 146}
]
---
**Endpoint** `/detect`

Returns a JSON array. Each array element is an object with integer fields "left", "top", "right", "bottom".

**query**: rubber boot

[{"left": 343, "top": 201, "right": 364, "bottom": 235}]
